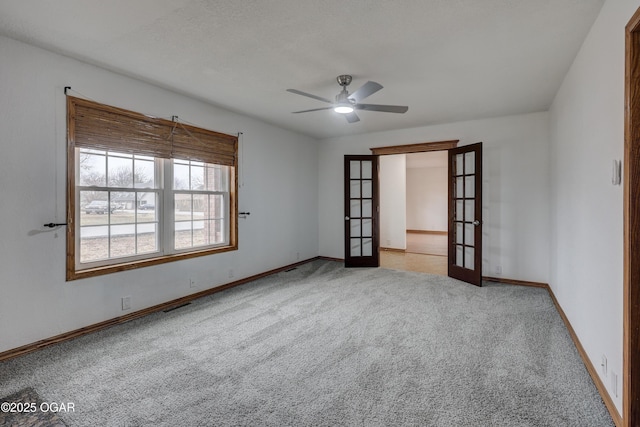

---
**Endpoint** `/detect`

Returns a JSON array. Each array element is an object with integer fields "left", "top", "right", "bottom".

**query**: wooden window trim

[
  {"left": 66, "top": 97, "right": 238, "bottom": 281},
  {"left": 370, "top": 140, "right": 459, "bottom": 155}
]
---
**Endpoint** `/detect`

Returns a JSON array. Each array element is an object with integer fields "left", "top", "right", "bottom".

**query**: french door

[
  {"left": 343, "top": 146, "right": 482, "bottom": 286},
  {"left": 344, "top": 155, "right": 379, "bottom": 267},
  {"left": 448, "top": 143, "right": 483, "bottom": 286}
]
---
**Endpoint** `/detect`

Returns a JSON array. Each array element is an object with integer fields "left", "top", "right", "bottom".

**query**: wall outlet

[
  {"left": 612, "top": 371, "right": 618, "bottom": 398},
  {"left": 228, "top": 269, "right": 234, "bottom": 278},
  {"left": 495, "top": 265, "right": 503, "bottom": 275},
  {"left": 121, "top": 296, "right": 131, "bottom": 311},
  {"left": 601, "top": 355, "right": 608, "bottom": 377},
  {"left": 189, "top": 277, "right": 197, "bottom": 288}
]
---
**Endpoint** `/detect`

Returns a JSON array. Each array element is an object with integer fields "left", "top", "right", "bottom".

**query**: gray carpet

[
  {"left": 0, "top": 387, "right": 67, "bottom": 426},
  {"left": 0, "top": 260, "right": 613, "bottom": 426}
]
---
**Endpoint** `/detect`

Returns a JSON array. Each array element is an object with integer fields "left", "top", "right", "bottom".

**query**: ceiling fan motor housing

[
  {"left": 336, "top": 75, "right": 352, "bottom": 87},
  {"left": 335, "top": 90, "right": 355, "bottom": 104}
]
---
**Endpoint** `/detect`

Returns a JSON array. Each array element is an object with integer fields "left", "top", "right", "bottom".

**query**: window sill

[{"left": 67, "top": 244, "right": 238, "bottom": 281}]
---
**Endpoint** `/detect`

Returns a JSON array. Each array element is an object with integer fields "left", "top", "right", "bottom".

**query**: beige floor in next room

[{"left": 380, "top": 232, "right": 448, "bottom": 276}]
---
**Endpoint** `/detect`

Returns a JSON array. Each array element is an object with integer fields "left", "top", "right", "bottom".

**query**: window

[
  {"left": 172, "top": 159, "right": 229, "bottom": 250},
  {"left": 67, "top": 97, "right": 237, "bottom": 280}
]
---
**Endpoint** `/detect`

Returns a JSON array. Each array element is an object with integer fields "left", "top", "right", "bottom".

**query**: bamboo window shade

[{"left": 68, "top": 96, "right": 237, "bottom": 166}]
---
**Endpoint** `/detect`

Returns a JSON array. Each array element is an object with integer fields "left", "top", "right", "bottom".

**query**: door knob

[
  {"left": 473, "top": 220, "right": 480, "bottom": 226},
  {"left": 345, "top": 216, "right": 350, "bottom": 221}
]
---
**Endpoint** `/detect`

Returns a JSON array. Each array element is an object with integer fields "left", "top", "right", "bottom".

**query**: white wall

[
  {"left": 549, "top": 0, "right": 640, "bottom": 413},
  {"left": 406, "top": 165, "right": 448, "bottom": 232},
  {"left": 0, "top": 36, "right": 319, "bottom": 353},
  {"left": 318, "top": 112, "right": 550, "bottom": 283},
  {"left": 379, "top": 155, "right": 406, "bottom": 249}
]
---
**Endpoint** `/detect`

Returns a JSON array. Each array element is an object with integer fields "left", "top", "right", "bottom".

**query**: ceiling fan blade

[
  {"left": 349, "top": 81, "right": 383, "bottom": 102},
  {"left": 292, "top": 107, "right": 334, "bottom": 114},
  {"left": 286, "top": 88, "right": 333, "bottom": 104},
  {"left": 345, "top": 112, "right": 360, "bottom": 123},
  {"left": 355, "top": 103, "right": 409, "bottom": 113}
]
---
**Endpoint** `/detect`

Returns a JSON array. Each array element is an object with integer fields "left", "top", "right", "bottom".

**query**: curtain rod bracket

[
  {"left": 44, "top": 223, "right": 67, "bottom": 228},
  {"left": 64, "top": 86, "right": 71, "bottom": 95},
  {"left": 171, "top": 115, "right": 178, "bottom": 122}
]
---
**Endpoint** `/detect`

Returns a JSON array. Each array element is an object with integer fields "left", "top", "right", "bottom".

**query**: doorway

[
  {"left": 378, "top": 151, "right": 449, "bottom": 275},
  {"left": 361, "top": 139, "right": 483, "bottom": 287}
]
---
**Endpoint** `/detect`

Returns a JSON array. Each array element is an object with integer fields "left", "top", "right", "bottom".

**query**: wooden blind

[
  {"left": 171, "top": 123, "right": 237, "bottom": 166},
  {"left": 68, "top": 96, "right": 237, "bottom": 166}
]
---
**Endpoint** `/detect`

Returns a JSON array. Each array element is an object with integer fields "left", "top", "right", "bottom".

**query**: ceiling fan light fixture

[
  {"left": 288, "top": 75, "right": 407, "bottom": 122},
  {"left": 334, "top": 103, "right": 354, "bottom": 114}
]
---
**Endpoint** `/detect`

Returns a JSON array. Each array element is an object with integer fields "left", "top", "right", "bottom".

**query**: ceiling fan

[{"left": 287, "top": 75, "right": 409, "bottom": 123}]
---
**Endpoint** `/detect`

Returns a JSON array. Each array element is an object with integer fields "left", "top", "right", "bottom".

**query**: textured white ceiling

[{"left": 0, "top": 0, "right": 604, "bottom": 139}]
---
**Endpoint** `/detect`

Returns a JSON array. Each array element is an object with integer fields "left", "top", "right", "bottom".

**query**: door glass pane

[
  {"left": 362, "top": 199, "right": 372, "bottom": 217},
  {"left": 456, "top": 245, "right": 464, "bottom": 267},
  {"left": 350, "top": 219, "right": 361, "bottom": 237},
  {"left": 465, "top": 200, "right": 475, "bottom": 222},
  {"left": 465, "top": 247, "right": 475, "bottom": 269},
  {"left": 362, "top": 218, "right": 372, "bottom": 237},
  {"left": 456, "top": 200, "right": 463, "bottom": 221},
  {"left": 362, "top": 180, "right": 372, "bottom": 198},
  {"left": 455, "top": 154, "right": 464, "bottom": 176},
  {"left": 350, "top": 200, "right": 361, "bottom": 218},
  {"left": 465, "top": 223, "right": 474, "bottom": 245},
  {"left": 465, "top": 176, "right": 475, "bottom": 198},
  {"left": 362, "top": 238, "right": 373, "bottom": 256},
  {"left": 456, "top": 177, "right": 464, "bottom": 197},
  {"left": 350, "top": 180, "right": 361, "bottom": 198},
  {"left": 464, "top": 152, "right": 475, "bottom": 174},
  {"left": 350, "top": 161, "right": 360, "bottom": 179},
  {"left": 351, "top": 238, "right": 362, "bottom": 256},
  {"left": 456, "top": 222, "right": 463, "bottom": 244},
  {"left": 362, "top": 161, "right": 372, "bottom": 179}
]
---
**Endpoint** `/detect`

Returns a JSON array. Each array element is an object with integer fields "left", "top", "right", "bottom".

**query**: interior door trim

[
  {"left": 370, "top": 140, "right": 458, "bottom": 155},
  {"left": 624, "top": 6, "right": 640, "bottom": 426}
]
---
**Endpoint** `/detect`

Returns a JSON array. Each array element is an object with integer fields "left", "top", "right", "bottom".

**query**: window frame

[{"left": 66, "top": 97, "right": 238, "bottom": 281}]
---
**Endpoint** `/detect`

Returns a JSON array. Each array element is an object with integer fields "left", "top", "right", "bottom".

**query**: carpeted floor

[
  {"left": 0, "top": 260, "right": 614, "bottom": 426},
  {"left": 0, "top": 387, "right": 67, "bottom": 426}
]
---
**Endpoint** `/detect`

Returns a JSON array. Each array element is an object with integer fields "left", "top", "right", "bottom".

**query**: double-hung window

[{"left": 67, "top": 97, "right": 237, "bottom": 280}]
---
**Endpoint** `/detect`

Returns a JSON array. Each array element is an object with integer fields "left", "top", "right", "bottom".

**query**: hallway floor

[{"left": 380, "top": 231, "right": 448, "bottom": 276}]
